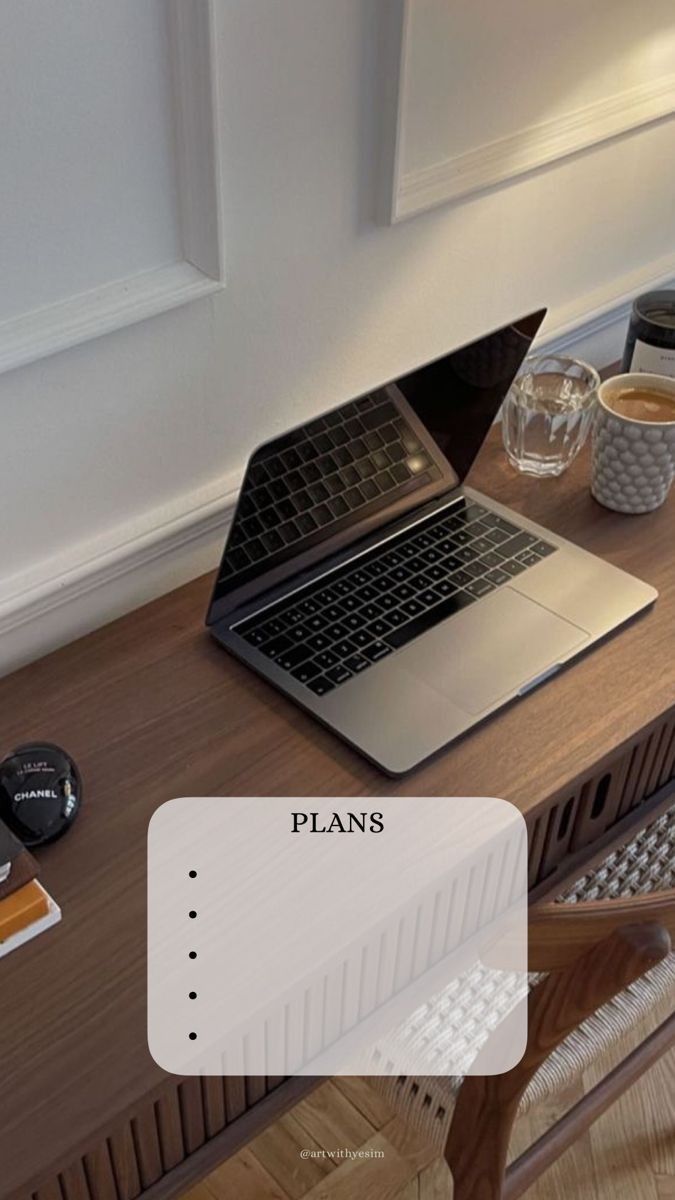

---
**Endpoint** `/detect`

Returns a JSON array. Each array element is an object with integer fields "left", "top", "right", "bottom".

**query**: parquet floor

[{"left": 183, "top": 997, "right": 674, "bottom": 1200}]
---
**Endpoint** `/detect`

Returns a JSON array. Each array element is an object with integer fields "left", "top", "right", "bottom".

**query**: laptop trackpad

[{"left": 398, "top": 587, "right": 589, "bottom": 715}]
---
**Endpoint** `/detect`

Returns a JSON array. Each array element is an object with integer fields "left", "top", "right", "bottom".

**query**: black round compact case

[{"left": 0, "top": 742, "right": 82, "bottom": 847}]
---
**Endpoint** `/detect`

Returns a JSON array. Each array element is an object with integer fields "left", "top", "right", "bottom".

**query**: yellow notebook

[{"left": 0, "top": 880, "right": 49, "bottom": 942}]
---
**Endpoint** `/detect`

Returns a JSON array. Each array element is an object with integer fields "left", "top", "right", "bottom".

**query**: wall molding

[
  {"left": 383, "top": 0, "right": 675, "bottom": 223},
  {"left": 2, "top": 252, "right": 673, "bottom": 678},
  {"left": 0, "top": 0, "right": 224, "bottom": 375}
]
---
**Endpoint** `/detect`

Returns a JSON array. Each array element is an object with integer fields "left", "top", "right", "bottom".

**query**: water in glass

[{"left": 502, "top": 355, "right": 599, "bottom": 477}]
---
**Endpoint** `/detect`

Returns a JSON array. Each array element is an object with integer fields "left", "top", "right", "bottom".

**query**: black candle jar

[{"left": 622, "top": 290, "right": 675, "bottom": 376}]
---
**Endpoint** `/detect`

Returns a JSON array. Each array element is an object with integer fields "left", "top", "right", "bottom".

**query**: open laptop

[{"left": 206, "top": 311, "right": 656, "bottom": 775}]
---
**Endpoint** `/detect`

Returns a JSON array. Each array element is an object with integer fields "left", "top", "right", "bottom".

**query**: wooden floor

[{"left": 183, "top": 999, "right": 674, "bottom": 1200}]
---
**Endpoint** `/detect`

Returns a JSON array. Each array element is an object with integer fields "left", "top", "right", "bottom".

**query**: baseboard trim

[
  {"left": 3, "top": 256, "right": 673, "bottom": 677},
  {"left": 0, "top": 473, "right": 239, "bottom": 677}
]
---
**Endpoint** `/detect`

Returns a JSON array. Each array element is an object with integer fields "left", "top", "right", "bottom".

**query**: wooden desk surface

[{"left": 1, "top": 428, "right": 673, "bottom": 1199}]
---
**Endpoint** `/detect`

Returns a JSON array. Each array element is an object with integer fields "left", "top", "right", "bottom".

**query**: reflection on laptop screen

[{"left": 210, "top": 311, "right": 544, "bottom": 611}]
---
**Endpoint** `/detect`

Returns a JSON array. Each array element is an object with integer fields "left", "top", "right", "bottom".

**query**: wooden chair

[{"left": 376, "top": 803, "right": 675, "bottom": 1199}]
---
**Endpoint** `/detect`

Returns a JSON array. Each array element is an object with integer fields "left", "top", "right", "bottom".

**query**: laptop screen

[{"left": 207, "top": 310, "right": 545, "bottom": 621}]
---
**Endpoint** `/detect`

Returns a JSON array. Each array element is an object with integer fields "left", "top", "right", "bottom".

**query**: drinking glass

[{"left": 502, "top": 355, "right": 600, "bottom": 477}]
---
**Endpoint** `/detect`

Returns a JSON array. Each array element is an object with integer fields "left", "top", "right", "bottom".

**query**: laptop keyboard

[
  {"left": 234, "top": 500, "right": 557, "bottom": 697},
  {"left": 219, "top": 391, "right": 440, "bottom": 584}
]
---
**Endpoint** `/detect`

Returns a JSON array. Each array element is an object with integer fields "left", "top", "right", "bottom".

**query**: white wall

[{"left": 1, "top": 0, "right": 674, "bottom": 675}]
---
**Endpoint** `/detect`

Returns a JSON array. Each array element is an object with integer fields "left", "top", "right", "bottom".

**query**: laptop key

[
  {"left": 307, "top": 632, "right": 331, "bottom": 652},
  {"left": 418, "top": 589, "right": 440, "bottom": 608},
  {"left": 470, "top": 537, "right": 494, "bottom": 555},
  {"left": 390, "top": 566, "right": 412, "bottom": 583},
  {"left": 315, "top": 650, "right": 339, "bottom": 670},
  {"left": 343, "top": 612, "right": 363, "bottom": 630},
  {"left": 326, "top": 622, "right": 349, "bottom": 641},
  {"left": 260, "top": 617, "right": 288, "bottom": 638},
  {"left": 485, "top": 528, "right": 510, "bottom": 546},
  {"left": 307, "top": 675, "right": 335, "bottom": 696},
  {"left": 466, "top": 578, "right": 495, "bottom": 598},
  {"left": 262, "top": 635, "right": 293, "bottom": 660},
  {"left": 286, "top": 623, "right": 311, "bottom": 643},
  {"left": 501, "top": 559, "right": 527, "bottom": 577},
  {"left": 291, "top": 660, "right": 322, "bottom": 684},
  {"left": 323, "top": 604, "right": 345, "bottom": 623},
  {"left": 386, "top": 591, "right": 475, "bottom": 649},
  {"left": 385, "top": 608, "right": 408, "bottom": 626},
  {"left": 277, "top": 645, "right": 312, "bottom": 671},
  {"left": 455, "top": 546, "right": 478, "bottom": 563},
  {"left": 531, "top": 540, "right": 556, "bottom": 557},
  {"left": 516, "top": 550, "right": 541, "bottom": 567},
  {"left": 242, "top": 628, "right": 267, "bottom": 647},
  {"left": 344, "top": 653, "right": 370, "bottom": 674},
  {"left": 351, "top": 629, "right": 373, "bottom": 648},
  {"left": 326, "top": 664, "right": 353, "bottom": 685},
  {"left": 341, "top": 594, "right": 360, "bottom": 611},
  {"left": 334, "top": 639, "right": 357, "bottom": 659},
  {"left": 463, "top": 561, "right": 488, "bottom": 579},
  {"left": 485, "top": 568, "right": 510, "bottom": 586},
  {"left": 490, "top": 516, "right": 521, "bottom": 536},
  {"left": 361, "top": 603, "right": 383, "bottom": 622},
  {"left": 479, "top": 550, "right": 505, "bottom": 570},
  {"left": 356, "top": 585, "right": 379, "bottom": 604},
  {"left": 401, "top": 599, "right": 424, "bottom": 617},
  {"left": 424, "top": 564, "right": 445, "bottom": 582},
  {"left": 501, "top": 532, "right": 538, "bottom": 556},
  {"left": 362, "top": 641, "right": 392, "bottom": 663},
  {"left": 435, "top": 579, "right": 458, "bottom": 597},
  {"left": 449, "top": 568, "right": 473, "bottom": 588},
  {"left": 367, "top": 619, "right": 392, "bottom": 639},
  {"left": 364, "top": 560, "right": 389, "bottom": 579}
]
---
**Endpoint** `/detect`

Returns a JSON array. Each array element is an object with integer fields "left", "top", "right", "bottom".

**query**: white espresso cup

[{"left": 591, "top": 372, "right": 675, "bottom": 513}]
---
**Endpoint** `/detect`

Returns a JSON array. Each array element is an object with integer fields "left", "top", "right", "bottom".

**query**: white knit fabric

[{"left": 375, "top": 804, "right": 675, "bottom": 1148}]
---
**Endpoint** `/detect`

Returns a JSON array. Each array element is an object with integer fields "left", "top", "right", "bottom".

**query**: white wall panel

[
  {"left": 0, "top": 0, "right": 223, "bottom": 373},
  {"left": 384, "top": 0, "right": 675, "bottom": 220},
  {"left": 0, "top": 0, "right": 179, "bottom": 319}
]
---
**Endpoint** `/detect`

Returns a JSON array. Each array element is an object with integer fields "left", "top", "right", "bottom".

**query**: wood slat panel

[
  {"left": 178, "top": 1080, "right": 206, "bottom": 1155},
  {"left": 646, "top": 721, "right": 674, "bottom": 797},
  {"left": 633, "top": 733, "right": 660, "bottom": 811},
  {"left": 224, "top": 1077, "right": 248, "bottom": 1123},
  {"left": 155, "top": 1092, "right": 185, "bottom": 1172},
  {"left": 540, "top": 795, "right": 580, "bottom": 877},
  {"left": 130, "top": 1106, "right": 163, "bottom": 1190},
  {"left": 200, "top": 1078, "right": 227, "bottom": 1140},
  {"left": 245, "top": 1077, "right": 267, "bottom": 1108},
  {"left": 108, "top": 1126, "right": 141, "bottom": 1200},
  {"left": 527, "top": 811, "right": 551, "bottom": 889},
  {"left": 34, "top": 1185, "right": 64, "bottom": 1200},
  {"left": 58, "top": 1163, "right": 90, "bottom": 1200},
  {"left": 83, "top": 1145, "right": 118, "bottom": 1200},
  {"left": 659, "top": 725, "right": 675, "bottom": 787},
  {"left": 617, "top": 739, "right": 651, "bottom": 817}
]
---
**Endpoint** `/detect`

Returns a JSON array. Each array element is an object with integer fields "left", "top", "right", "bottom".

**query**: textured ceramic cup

[{"left": 591, "top": 373, "right": 675, "bottom": 513}]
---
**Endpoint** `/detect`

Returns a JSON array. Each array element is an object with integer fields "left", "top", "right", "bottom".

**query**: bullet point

[
  {"left": 189, "top": 951, "right": 197, "bottom": 959},
  {"left": 189, "top": 991, "right": 197, "bottom": 999},
  {"left": 189, "top": 870, "right": 197, "bottom": 878},
  {"left": 189, "top": 910, "right": 197, "bottom": 918},
  {"left": 189, "top": 1032, "right": 197, "bottom": 1041}
]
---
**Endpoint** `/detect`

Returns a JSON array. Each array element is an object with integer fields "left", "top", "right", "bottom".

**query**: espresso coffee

[{"left": 605, "top": 386, "right": 675, "bottom": 424}]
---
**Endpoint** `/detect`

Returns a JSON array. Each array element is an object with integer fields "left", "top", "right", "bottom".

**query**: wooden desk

[{"left": 1, "top": 429, "right": 673, "bottom": 1200}]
